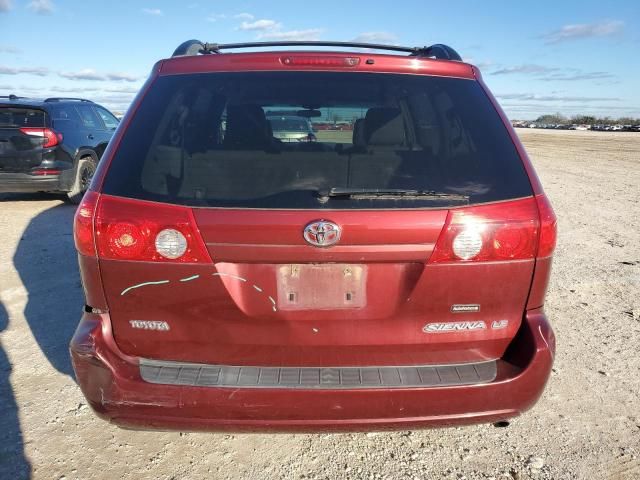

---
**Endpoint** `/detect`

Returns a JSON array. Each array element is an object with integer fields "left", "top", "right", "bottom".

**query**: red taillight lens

[
  {"left": 19, "top": 127, "right": 62, "bottom": 148},
  {"left": 535, "top": 194, "right": 557, "bottom": 257},
  {"left": 95, "top": 195, "right": 211, "bottom": 263},
  {"left": 429, "top": 197, "right": 540, "bottom": 263},
  {"left": 74, "top": 191, "right": 99, "bottom": 257},
  {"left": 281, "top": 56, "right": 361, "bottom": 67}
]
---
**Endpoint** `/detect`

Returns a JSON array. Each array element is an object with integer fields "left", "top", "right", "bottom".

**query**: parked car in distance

[
  {"left": 267, "top": 113, "right": 317, "bottom": 142},
  {"left": 71, "top": 40, "right": 557, "bottom": 432},
  {"left": 0, "top": 95, "right": 119, "bottom": 202}
]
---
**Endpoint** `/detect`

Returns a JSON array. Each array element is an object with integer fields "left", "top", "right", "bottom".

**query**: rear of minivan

[{"left": 70, "top": 47, "right": 556, "bottom": 431}]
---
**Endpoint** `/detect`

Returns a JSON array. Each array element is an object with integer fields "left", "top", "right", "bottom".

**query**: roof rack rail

[
  {"left": 0, "top": 94, "right": 24, "bottom": 100},
  {"left": 44, "top": 97, "right": 93, "bottom": 103},
  {"left": 172, "top": 40, "right": 462, "bottom": 61}
]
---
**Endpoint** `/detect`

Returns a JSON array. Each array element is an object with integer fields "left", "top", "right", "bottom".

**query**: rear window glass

[
  {"left": 0, "top": 107, "right": 46, "bottom": 128},
  {"left": 103, "top": 72, "right": 532, "bottom": 209}
]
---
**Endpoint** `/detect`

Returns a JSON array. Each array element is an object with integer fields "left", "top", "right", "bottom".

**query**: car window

[
  {"left": 0, "top": 107, "right": 46, "bottom": 127},
  {"left": 95, "top": 107, "right": 119, "bottom": 129},
  {"left": 74, "top": 105, "right": 100, "bottom": 129},
  {"left": 49, "top": 104, "right": 81, "bottom": 129},
  {"left": 103, "top": 72, "right": 532, "bottom": 209}
]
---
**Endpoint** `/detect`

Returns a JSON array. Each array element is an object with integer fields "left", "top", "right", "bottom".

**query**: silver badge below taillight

[
  {"left": 129, "top": 320, "right": 170, "bottom": 331},
  {"left": 451, "top": 304, "right": 481, "bottom": 313}
]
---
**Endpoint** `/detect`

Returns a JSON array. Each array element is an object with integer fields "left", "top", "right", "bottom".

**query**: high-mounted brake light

[
  {"left": 281, "top": 56, "right": 361, "bottom": 67},
  {"left": 429, "top": 197, "right": 540, "bottom": 263},
  {"left": 94, "top": 195, "right": 211, "bottom": 263},
  {"left": 19, "top": 127, "right": 63, "bottom": 148}
]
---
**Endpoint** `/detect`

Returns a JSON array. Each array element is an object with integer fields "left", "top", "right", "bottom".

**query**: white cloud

[
  {"left": 141, "top": 8, "right": 163, "bottom": 16},
  {"left": 59, "top": 69, "right": 138, "bottom": 82},
  {"left": 462, "top": 58, "right": 493, "bottom": 70},
  {"left": 234, "top": 12, "right": 254, "bottom": 20},
  {"left": 1, "top": 65, "right": 140, "bottom": 82},
  {"left": 351, "top": 32, "right": 397, "bottom": 44},
  {"left": 490, "top": 63, "right": 616, "bottom": 83},
  {"left": 0, "top": 65, "right": 49, "bottom": 76},
  {"left": 0, "top": 44, "right": 21, "bottom": 53},
  {"left": 27, "top": 0, "right": 54, "bottom": 14},
  {"left": 258, "top": 29, "right": 323, "bottom": 41},
  {"left": 206, "top": 13, "right": 227, "bottom": 22},
  {"left": 0, "top": 0, "right": 12, "bottom": 13},
  {"left": 59, "top": 69, "right": 104, "bottom": 81},
  {"left": 106, "top": 72, "right": 140, "bottom": 82},
  {"left": 492, "top": 64, "right": 557, "bottom": 75},
  {"left": 497, "top": 93, "right": 620, "bottom": 102},
  {"left": 541, "top": 20, "right": 624, "bottom": 44},
  {"left": 239, "top": 19, "right": 281, "bottom": 31}
]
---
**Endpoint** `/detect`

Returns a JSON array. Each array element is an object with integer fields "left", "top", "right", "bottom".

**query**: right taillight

[
  {"left": 535, "top": 194, "right": 557, "bottom": 257},
  {"left": 429, "top": 197, "right": 540, "bottom": 263},
  {"left": 94, "top": 195, "right": 211, "bottom": 263}
]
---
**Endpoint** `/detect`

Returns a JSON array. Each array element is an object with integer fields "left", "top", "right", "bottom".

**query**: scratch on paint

[
  {"left": 120, "top": 280, "right": 170, "bottom": 296},
  {"left": 120, "top": 272, "right": 278, "bottom": 311},
  {"left": 268, "top": 295, "right": 277, "bottom": 312},
  {"left": 212, "top": 272, "right": 247, "bottom": 282},
  {"left": 179, "top": 274, "right": 200, "bottom": 282}
]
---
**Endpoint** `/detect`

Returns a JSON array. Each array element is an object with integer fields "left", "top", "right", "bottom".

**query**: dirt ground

[{"left": 0, "top": 129, "right": 639, "bottom": 480}]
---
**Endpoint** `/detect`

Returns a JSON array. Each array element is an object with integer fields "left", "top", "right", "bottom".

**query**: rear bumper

[
  {"left": 0, "top": 172, "right": 62, "bottom": 193},
  {"left": 70, "top": 309, "right": 555, "bottom": 432}
]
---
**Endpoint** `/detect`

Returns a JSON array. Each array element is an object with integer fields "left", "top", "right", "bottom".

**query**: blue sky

[{"left": 1, "top": 0, "right": 639, "bottom": 119}]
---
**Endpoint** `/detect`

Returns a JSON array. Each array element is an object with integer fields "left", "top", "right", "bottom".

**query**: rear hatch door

[
  {"left": 96, "top": 68, "right": 537, "bottom": 368},
  {"left": 0, "top": 106, "right": 47, "bottom": 173}
]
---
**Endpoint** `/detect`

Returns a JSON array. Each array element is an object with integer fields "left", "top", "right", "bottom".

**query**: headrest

[
  {"left": 352, "top": 118, "right": 366, "bottom": 148},
  {"left": 364, "top": 107, "right": 405, "bottom": 146},
  {"left": 224, "top": 104, "right": 270, "bottom": 149}
]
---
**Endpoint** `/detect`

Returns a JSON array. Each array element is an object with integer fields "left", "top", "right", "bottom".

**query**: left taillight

[
  {"left": 19, "top": 127, "right": 63, "bottom": 148},
  {"left": 94, "top": 195, "right": 211, "bottom": 263},
  {"left": 428, "top": 197, "right": 540, "bottom": 263},
  {"left": 74, "top": 191, "right": 99, "bottom": 257}
]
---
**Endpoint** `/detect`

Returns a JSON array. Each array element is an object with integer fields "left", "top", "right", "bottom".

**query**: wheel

[{"left": 66, "top": 157, "right": 97, "bottom": 204}]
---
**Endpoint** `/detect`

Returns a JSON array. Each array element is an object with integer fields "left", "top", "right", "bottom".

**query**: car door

[
  {"left": 74, "top": 104, "right": 107, "bottom": 153},
  {"left": 94, "top": 106, "right": 119, "bottom": 144}
]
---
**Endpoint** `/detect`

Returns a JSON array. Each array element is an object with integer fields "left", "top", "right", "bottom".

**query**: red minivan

[{"left": 70, "top": 40, "right": 557, "bottom": 432}]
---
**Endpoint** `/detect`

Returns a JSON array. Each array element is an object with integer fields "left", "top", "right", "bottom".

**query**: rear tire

[{"left": 67, "top": 157, "right": 96, "bottom": 204}]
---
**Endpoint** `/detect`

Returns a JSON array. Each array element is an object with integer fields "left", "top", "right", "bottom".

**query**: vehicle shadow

[
  {"left": 12, "top": 201, "right": 82, "bottom": 377},
  {"left": 0, "top": 301, "right": 32, "bottom": 479}
]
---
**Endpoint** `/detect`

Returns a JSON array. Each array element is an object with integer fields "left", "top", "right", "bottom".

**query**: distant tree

[
  {"left": 571, "top": 115, "right": 596, "bottom": 125},
  {"left": 535, "top": 113, "right": 568, "bottom": 124},
  {"left": 617, "top": 117, "right": 636, "bottom": 125}
]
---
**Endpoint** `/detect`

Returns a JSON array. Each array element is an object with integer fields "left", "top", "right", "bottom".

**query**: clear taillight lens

[
  {"left": 452, "top": 228, "right": 484, "bottom": 260},
  {"left": 155, "top": 228, "right": 188, "bottom": 259}
]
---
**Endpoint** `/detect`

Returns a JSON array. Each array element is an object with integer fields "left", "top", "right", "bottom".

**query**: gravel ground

[{"left": 0, "top": 129, "right": 639, "bottom": 480}]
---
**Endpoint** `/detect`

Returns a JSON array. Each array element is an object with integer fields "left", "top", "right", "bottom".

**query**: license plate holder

[{"left": 277, "top": 264, "right": 367, "bottom": 310}]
